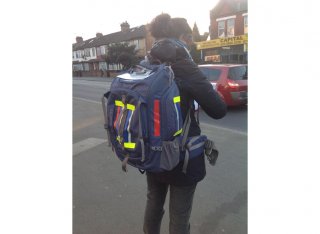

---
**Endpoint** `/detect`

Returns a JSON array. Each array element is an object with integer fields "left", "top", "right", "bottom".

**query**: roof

[
  {"left": 210, "top": 0, "right": 248, "bottom": 18},
  {"left": 72, "top": 25, "right": 146, "bottom": 51}
]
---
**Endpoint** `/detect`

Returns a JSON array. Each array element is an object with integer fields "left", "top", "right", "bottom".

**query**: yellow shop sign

[{"left": 196, "top": 34, "right": 248, "bottom": 50}]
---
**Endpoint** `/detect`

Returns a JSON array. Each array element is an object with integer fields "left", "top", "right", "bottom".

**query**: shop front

[{"left": 196, "top": 34, "right": 248, "bottom": 64}]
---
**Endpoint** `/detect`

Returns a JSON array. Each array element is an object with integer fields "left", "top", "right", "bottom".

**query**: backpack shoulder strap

[{"left": 180, "top": 100, "right": 194, "bottom": 150}]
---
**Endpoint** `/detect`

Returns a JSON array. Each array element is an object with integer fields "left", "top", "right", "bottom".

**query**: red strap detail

[
  {"left": 114, "top": 106, "right": 121, "bottom": 129},
  {"left": 154, "top": 100, "right": 160, "bottom": 136}
]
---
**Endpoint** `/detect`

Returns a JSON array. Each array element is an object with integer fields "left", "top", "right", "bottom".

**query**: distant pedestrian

[{"left": 142, "top": 13, "right": 227, "bottom": 234}]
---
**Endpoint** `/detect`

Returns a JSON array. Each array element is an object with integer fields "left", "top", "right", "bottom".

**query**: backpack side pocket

[{"left": 160, "top": 138, "right": 180, "bottom": 171}]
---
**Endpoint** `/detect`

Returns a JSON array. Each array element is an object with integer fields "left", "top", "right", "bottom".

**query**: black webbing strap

[
  {"left": 137, "top": 101, "right": 145, "bottom": 162},
  {"left": 122, "top": 157, "right": 129, "bottom": 172},
  {"left": 139, "top": 169, "right": 146, "bottom": 174},
  {"left": 181, "top": 101, "right": 193, "bottom": 151},
  {"left": 101, "top": 95, "right": 111, "bottom": 146}
]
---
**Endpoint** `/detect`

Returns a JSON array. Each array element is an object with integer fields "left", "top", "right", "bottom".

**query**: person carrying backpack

[{"left": 142, "top": 14, "right": 227, "bottom": 234}]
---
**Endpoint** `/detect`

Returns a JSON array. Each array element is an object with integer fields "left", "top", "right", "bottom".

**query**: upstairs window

[
  {"left": 96, "top": 47, "right": 101, "bottom": 56},
  {"left": 227, "top": 19, "right": 235, "bottom": 37},
  {"left": 85, "top": 49, "right": 90, "bottom": 57},
  {"left": 100, "top": 46, "right": 105, "bottom": 55},
  {"left": 218, "top": 21, "right": 225, "bottom": 38},
  {"left": 244, "top": 15, "right": 248, "bottom": 34}
]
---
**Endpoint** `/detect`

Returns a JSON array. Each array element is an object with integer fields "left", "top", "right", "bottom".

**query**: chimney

[
  {"left": 120, "top": 21, "right": 130, "bottom": 32},
  {"left": 76, "top": 36, "right": 83, "bottom": 43},
  {"left": 96, "top": 32, "right": 103, "bottom": 37}
]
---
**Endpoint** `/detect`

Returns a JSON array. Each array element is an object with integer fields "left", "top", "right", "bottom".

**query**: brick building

[
  {"left": 197, "top": 0, "right": 248, "bottom": 64},
  {"left": 72, "top": 22, "right": 154, "bottom": 77}
]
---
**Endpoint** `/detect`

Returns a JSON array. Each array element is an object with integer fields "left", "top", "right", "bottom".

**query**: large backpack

[{"left": 102, "top": 64, "right": 217, "bottom": 173}]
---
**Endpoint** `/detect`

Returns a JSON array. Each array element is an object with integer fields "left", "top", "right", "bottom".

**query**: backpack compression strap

[{"left": 120, "top": 100, "right": 146, "bottom": 172}]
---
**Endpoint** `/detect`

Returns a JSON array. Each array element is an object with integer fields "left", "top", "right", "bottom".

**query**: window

[
  {"left": 83, "top": 63, "right": 89, "bottom": 71},
  {"left": 99, "top": 62, "right": 107, "bottom": 70},
  {"left": 218, "top": 21, "right": 225, "bottom": 38},
  {"left": 199, "top": 68, "right": 221, "bottom": 81},
  {"left": 134, "top": 39, "right": 140, "bottom": 49},
  {"left": 227, "top": 19, "right": 235, "bottom": 37},
  {"left": 92, "top": 48, "right": 96, "bottom": 57},
  {"left": 96, "top": 47, "right": 101, "bottom": 56},
  {"left": 228, "top": 66, "right": 248, "bottom": 80},
  {"left": 100, "top": 46, "right": 105, "bottom": 55},
  {"left": 244, "top": 15, "right": 248, "bottom": 34},
  {"left": 73, "top": 64, "right": 83, "bottom": 71},
  {"left": 85, "top": 49, "right": 90, "bottom": 57}
]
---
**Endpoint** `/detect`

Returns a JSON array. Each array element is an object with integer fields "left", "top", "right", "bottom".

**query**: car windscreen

[
  {"left": 228, "top": 66, "right": 248, "bottom": 80},
  {"left": 199, "top": 67, "right": 221, "bottom": 81}
]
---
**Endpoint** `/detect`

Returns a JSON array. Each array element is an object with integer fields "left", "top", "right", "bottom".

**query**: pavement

[{"left": 73, "top": 95, "right": 247, "bottom": 234}]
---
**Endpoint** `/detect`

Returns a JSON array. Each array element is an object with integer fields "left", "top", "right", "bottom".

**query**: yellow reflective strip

[
  {"left": 124, "top": 142, "right": 136, "bottom": 149},
  {"left": 173, "top": 96, "right": 181, "bottom": 103},
  {"left": 127, "top": 104, "right": 135, "bottom": 110},
  {"left": 173, "top": 129, "right": 182, "bottom": 136},
  {"left": 115, "top": 100, "right": 124, "bottom": 107}
]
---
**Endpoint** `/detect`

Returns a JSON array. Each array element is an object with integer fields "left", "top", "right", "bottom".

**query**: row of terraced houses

[{"left": 72, "top": 0, "right": 247, "bottom": 77}]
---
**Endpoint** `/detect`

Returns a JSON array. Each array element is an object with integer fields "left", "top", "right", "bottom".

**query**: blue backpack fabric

[{"left": 102, "top": 64, "right": 209, "bottom": 173}]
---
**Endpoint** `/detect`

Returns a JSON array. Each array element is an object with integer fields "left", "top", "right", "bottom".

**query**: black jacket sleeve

[{"left": 172, "top": 59, "right": 227, "bottom": 119}]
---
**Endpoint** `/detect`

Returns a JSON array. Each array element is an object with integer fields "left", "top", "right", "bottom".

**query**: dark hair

[
  {"left": 149, "top": 13, "right": 173, "bottom": 39},
  {"left": 170, "top": 18, "right": 192, "bottom": 39},
  {"left": 149, "top": 13, "right": 192, "bottom": 40}
]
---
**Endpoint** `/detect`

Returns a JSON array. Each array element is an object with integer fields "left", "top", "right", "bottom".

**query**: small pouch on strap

[
  {"left": 182, "top": 135, "right": 207, "bottom": 174},
  {"left": 204, "top": 139, "right": 219, "bottom": 166}
]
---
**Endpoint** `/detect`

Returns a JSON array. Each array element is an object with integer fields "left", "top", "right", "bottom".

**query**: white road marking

[
  {"left": 73, "top": 80, "right": 110, "bottom": 88},
  {"left": 73, "top": 137, "right": 106, "bottom": 156},
  {"left": 73, "top": 97, "right": 101, "bottom": 104},
  {"left": 200, "top": 122, "right": 247, "bottom": 136}
]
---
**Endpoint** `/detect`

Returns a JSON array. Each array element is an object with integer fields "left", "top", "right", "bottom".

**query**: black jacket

[{"left": 145, "top": 39, "right": 227, "bottom": 186}]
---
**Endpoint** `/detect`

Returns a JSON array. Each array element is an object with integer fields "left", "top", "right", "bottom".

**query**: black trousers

[{"left": 143, "top": 173, "right": 197, "bottom": 234}]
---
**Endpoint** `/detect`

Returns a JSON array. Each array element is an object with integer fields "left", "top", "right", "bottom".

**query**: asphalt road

[{"left": 73, "top": 77, "right": 247, "bottom": 234}]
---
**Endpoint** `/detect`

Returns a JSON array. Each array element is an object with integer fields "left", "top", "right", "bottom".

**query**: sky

[{"left": 72, "top": 0, "right": 219, "bottom": 41}]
